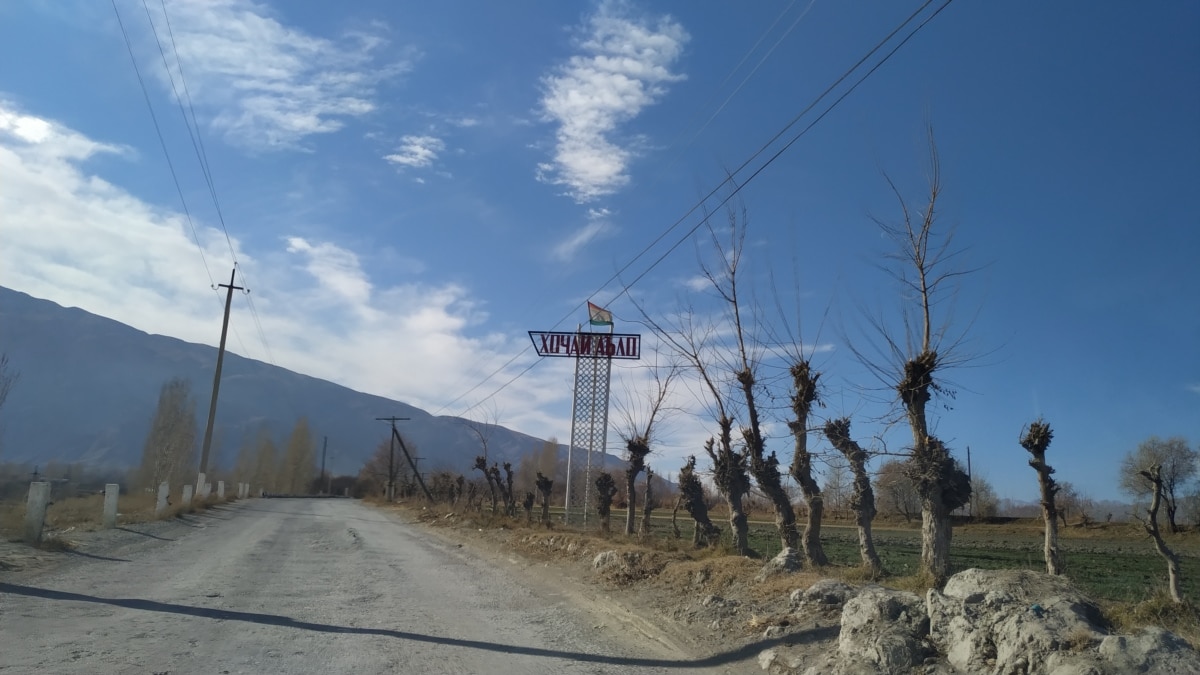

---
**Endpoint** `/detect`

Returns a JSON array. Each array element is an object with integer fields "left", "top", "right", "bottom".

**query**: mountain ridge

[{"left": 0, "top": 286, "right": 559, "bottom": 476}]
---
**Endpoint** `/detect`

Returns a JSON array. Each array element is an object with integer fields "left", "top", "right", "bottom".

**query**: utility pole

[
  {"left": 320, "top": 436, "right": 328, "bottom": 495},
  {"left": 198, "top": 267, "right": 244, "bottom": 495},
  {"left": 376, "top": 417, "right": 409, "bottom": 501}
]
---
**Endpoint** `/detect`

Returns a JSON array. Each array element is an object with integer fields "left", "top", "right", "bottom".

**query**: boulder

[
  {"left": 791, "top": 579, "right": 858, "bottom": 610},
  {"left": 836, "top": 586, "right": 929, "bottom": 673},
  {"left": 757, "top": 547, "right": 804, "bottom": 582},
  {"left": 929, "top": 569, "right": 1200, "bottom": 675}
]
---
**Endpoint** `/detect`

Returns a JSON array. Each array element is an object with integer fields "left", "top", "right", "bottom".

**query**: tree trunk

[
  {"left": 789, "top": 360, "right": 827, "bottom": 566},
  {"left": 921, "top": 488, "right": 952, "bottom": 584},
  {"left": 1142, "top": 465, "right": 1184, "bottom": 603},
  {"left": 625, "top": 471, "right": 638, "bottom": 536},
  {"left": 802, "top": 497, "right": 827, "bottom": 565},
  {"left": 1043, "top": 507, "right": 1064, "bottom": 576},
  {"left": 729, "top": 497, "right": 749, "bottom": 555},
  {"left": 1023, "top": 420, "right": 1064, "bottom": 576},
  {"left": 825, "top": 418, "right": 882, "bottom": 574},
  {"left": 639, "top": 469, "right": 654, "bottom": 539}
]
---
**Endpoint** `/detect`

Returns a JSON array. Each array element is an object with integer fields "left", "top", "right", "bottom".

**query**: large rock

[
  {"left": 791, "top": 579, "right": 858, "bottom": 611},
  {"left": 800, "top": 585, "right": 930, "bottom": 675},
  {"left": 928, "top": 569, "right": 1200, "bottom": 675},
  {"left": 757, "top": 547, "right": 804, "bottom": 582}
]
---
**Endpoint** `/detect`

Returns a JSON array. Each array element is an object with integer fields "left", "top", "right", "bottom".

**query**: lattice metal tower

[{"left": 564, "top": 337, "right": 612, "bottom": 525}]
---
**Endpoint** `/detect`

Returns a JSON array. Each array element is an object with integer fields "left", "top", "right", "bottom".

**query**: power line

[
  {"left": 443, "top": 0, "right": 953, "bottom": 419},
  {"left": 138, "top": 0, "right": 276, "bottom": 367},
  {"left": 110, "top": 0, "right": 215, "bottom": 290}
]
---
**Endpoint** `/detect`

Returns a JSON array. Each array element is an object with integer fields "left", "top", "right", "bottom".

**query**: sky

[{"left": 1, "top": 0, "right": 1197, "bottom": 504}]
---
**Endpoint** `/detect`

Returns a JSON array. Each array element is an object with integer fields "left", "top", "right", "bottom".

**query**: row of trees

[{"left": 134, "top": 377, "right": 319, "bottom": 495}]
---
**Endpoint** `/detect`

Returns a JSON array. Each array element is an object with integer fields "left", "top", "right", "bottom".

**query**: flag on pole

[{"left": 587, "top": 301, "right": 613, "bottom": 326}]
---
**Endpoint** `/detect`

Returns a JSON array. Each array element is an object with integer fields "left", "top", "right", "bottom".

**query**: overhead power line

[{"left": 442, "top": 0, "right": 954, "bottom": 419}]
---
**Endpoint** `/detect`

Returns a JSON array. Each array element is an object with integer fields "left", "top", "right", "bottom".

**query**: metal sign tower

[{"left": 528, "top": 304, "right": 640, "bottom": 526}]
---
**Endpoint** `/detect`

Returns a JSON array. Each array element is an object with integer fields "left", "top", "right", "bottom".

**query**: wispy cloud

[
  {"left": 553, "top": 208, "right": 614, "bottom": 261},
  {"left": 383, "top": 135, "right": 445, "bottom": 169},
  {"left": 1188, "top": 383, "right": 1200, "bottom": 395},
  {"left": 143, "top": 0, "right": 413, "bottom": 150},
  {"left": 537, "top": 1, "right": 688, "bottom": 202}
]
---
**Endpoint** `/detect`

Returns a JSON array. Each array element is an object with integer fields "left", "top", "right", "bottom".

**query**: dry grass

[
  {"left": 1105, "top": 593, "right": 1200, "bottom": 646},
  {"left": 0, "top": 489, "right": 236, "bottom": 543}
]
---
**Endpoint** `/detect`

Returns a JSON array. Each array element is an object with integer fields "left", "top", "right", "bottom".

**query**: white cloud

[
  {"left": 383, "top": 135, "right": 445, "bottom": 168},
  {"left": 537, "top": 1, "right": 688, "bottom": 202},
  {"left": 0, "top": 102, "right": 566, "bottom": 439},
  {"left": 553, "top": 207, "right": 615, "bottom": 262},
  {"left": 143, "top": 0, "right": 413, "bottom": 150},
  {"left": 1188, "top": 383, "right": 1200, "bottom": 395}
]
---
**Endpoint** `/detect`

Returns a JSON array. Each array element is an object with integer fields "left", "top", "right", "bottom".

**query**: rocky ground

[{"left": 408, "top": 505, "right": 1200, "bottom": 674}]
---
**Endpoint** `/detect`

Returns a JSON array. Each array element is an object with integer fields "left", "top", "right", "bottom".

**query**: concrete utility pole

[
  {"left": 376, "top": 417, "right": 409, "bottom": 501},
  {"left": 198, "top": 267, "right": 244, "bottom": 494}
]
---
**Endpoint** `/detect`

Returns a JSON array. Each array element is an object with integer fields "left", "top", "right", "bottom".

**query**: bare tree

[
  {"left": 677, "top": 455, "right": 721, "bottom": 547},
  {"left": 851, "top": 131, "right": 973, "bottom": 583},
  {"left": 502, "top": 462, "right": 516, "bottom": 516},
  {"left": 1139, "top": 464, "right": 1184, "bottom": 603},
  {"left": 535, "top": 472, "right": 553, "bottom": 526},
  {"left": 136, "top": 377, "right": 198, "bottom": 491},
  {"left": 823, "top": 418, "right": 882, "bottom": 574},
  {"left": 522, "top": 491, "right": 535, "bottom": 524},
  {"left": 787, "top": 358, "right": 828, "bottom": 566},
  {"left": 644, "top": 304, "right": 752, "bottom": 555},
  {"left": 278, "top": 417, "right": 316, "bottom": 495},
  {"left": 1120, "top": 437, "right": 1197, "bottom": 533},
  {"left": 359, "top": 437, "right": 410, "bottom": 498},
  {"left": 612, "top": 357, "right": 677, "bottom": 537},
  {"left": 1020, "top": 419, "right": 1063, "bottom": 575},
  {"left": 595, "top": 472, "right": 619, "bottom": 534},
  {"left": 473, "top": 455, "right": 499, "bottom": 514},
  {"left": 875, "top": 459, "right": 920, "bottom": 522}
]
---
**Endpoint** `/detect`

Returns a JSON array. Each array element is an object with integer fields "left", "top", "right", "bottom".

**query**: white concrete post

[
  {"left": 217, "top": 481, "right": 225, "bottom": 499},
  {"left": 194, "top": 472, "right": 206, "bottom": 502},
  {"left": 238, "top": 483, "right": 245, "bottom": 498},
  {"left": 344, "top": 486, "right": 350, "bottom": 497},
  {"left": 156, "top": 481, "right": 170, "bottom": 516},
  {"left": 182, "top": 484, "right": 193, "bottom": 507},
  {"left": 203, "top": 483, "right": 212, "bottom": 499},
  {"left": 24, "top": 481, "right": 51, "bottom": 543},
  {"left": 102, "top": 483, "right": 120, "bottom": 529}
]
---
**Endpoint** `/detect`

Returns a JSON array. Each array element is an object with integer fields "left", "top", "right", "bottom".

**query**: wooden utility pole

[
  {"left": 376, "top": 417, "right": 409, "bottom": 501},
  {"left": 198, "top": 267, "right": 243, "bottom": 494},
  {"left": 393, "top": 426, "right": 434, "bottom": 501},
  {"left": 320, "top": 436, "right": 328, "bottom": 494}
]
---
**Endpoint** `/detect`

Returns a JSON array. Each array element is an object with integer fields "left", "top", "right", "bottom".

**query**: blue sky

[{"left": 1, "top": 1, "right": 1196, "bottom": 504}]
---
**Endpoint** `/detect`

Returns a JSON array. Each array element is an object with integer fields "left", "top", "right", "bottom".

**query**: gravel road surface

[{"left": 1, "top": 499, "right": 758, "bottom": 674}]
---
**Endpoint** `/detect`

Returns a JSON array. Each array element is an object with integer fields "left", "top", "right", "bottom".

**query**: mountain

[{"left": 0, "top": 287, "right": 558, "bottom": 476}]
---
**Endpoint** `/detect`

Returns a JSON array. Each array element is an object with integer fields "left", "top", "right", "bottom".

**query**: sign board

[{"left": 528, "top": 331, "right": 641, "bottom": 360}]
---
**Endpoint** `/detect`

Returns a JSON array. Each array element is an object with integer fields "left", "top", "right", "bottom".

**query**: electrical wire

[
  {"left": 110, "top": 0, "right": 216, "bottom": 290},
  {"left": 444, "top": 0, "right": 953, "bottom": 418}
]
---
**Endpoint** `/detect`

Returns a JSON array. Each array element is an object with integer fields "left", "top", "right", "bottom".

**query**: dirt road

[{"left": 0, "top": 499, "right": 762, "bottom": 674}]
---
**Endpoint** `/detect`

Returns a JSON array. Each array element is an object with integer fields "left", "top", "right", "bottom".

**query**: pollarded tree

[
  {"left": 595, "top": 472, "right": 619, "bottom": 534},
  {"left": 787, "top": 359, "right": 828, "bottom": 566},
  {"left": 851, "top": 130, "right": 973, "bottom": 583},
  {"left": 677, "top": 455, "right": 720, "bottom": 547},
  {"left": 1020, "top": 419, "right": 1063, "bottom": 575},
  {"left": 473, "top": 455, "right": 499, "bottom": 514},
  {"left": 701, "top": 207, "right": 801, "bottom": 554},
  {"left": 612, "top": 357, "right": 677, "bottom": 537},
  {"left": 644, "top": 303, "right": 752, "bottom": 555},
  {"left": 535, "top": 472, "right": 553, "bottom": 526},
  {"left": 823, "top": 417, "right": 882, "bottom": 575},
  {"left": 1120, "top": 436, "right": 1197, "bottom": 533},
  {"left": 136, "top": 377, "right": 198, "bottom": 491}
]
